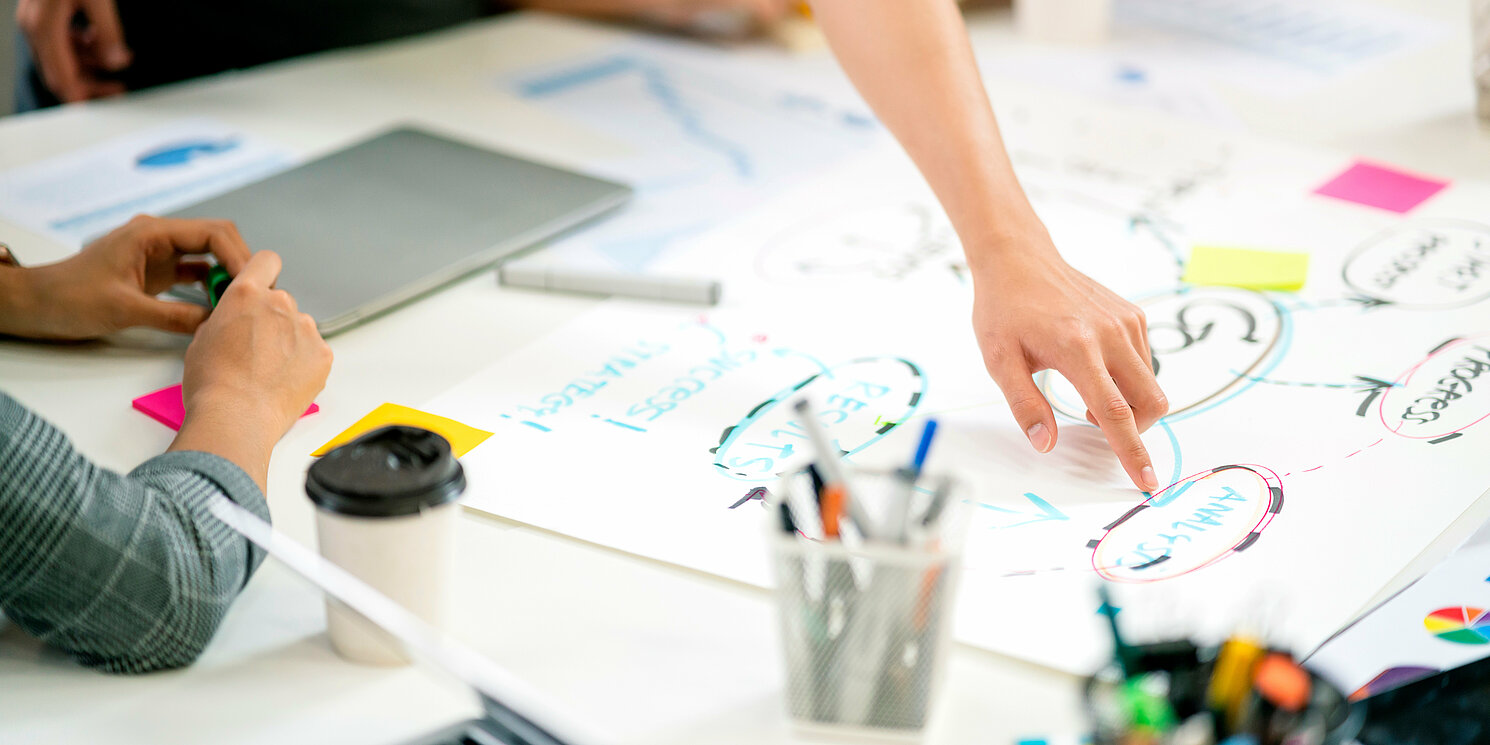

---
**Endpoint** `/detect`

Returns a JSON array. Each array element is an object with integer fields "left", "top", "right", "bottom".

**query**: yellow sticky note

[
  {"left": 312, "top": 403, "right": 492, "bottom": 457},
  {"left": 1183, "top": 246, "right": 1310, "bottom": 291}
]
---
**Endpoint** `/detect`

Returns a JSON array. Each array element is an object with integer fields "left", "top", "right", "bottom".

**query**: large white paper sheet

[
  {"left": 982, "top": 51, "right": 1245, "bottom": 130},
  {"left": 429, "top": 63, "right": 1490, "bottom": 674},
  {"left": 0, "top": 118, "right": 294, "bottom": 246}
]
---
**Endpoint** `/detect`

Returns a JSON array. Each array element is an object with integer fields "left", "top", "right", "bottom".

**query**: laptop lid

[{"left": 169, "top": 126, "right": 631, "bottom": 334}]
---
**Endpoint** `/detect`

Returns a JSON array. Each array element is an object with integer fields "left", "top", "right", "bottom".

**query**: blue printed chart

[
  {"left": 433, "top": 40, "right": 1490, "bottom": 674},
  {"left": 0, "top": 118, "right": 295, "bottom": 247}
]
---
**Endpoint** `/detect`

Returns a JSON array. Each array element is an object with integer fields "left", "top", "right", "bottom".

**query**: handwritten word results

[{"left": 710, "top": 357, "right": 927, "bottom": 481}]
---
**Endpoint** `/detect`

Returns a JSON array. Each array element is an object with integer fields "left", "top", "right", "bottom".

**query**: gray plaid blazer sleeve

[{"left": 0, "top": 392, "right": 270, "bottom": 674}]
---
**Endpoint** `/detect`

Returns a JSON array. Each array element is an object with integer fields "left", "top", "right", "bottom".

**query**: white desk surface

[{"left": 2, "top": 5, "right": 1488, "bottom": 744}]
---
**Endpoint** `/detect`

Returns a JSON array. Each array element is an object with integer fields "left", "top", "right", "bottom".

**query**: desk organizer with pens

[
  {"left": 768, "top": 465, "right": 968, "bottom": 741},
  {"left": 1082, "top": 637, "right": 1364, "bottom": 745}
]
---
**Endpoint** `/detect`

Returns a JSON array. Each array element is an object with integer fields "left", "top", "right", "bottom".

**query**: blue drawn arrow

[{"left": 974, "top": 492, "right": 1070, "bottom": 529}]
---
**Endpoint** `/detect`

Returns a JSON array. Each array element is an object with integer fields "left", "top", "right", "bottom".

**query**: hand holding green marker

[{"left": 206, "top": 264, "right": 232, "bottom": 308}]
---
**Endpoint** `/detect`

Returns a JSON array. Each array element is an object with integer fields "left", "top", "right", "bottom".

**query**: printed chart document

[
  {"left": 983, "top": 0, "right": 1452, "bottom": 127},
  {"left": 1111, "top": 0, "right": 1450, "bottom": 91},
  {"left": 427, "top": 38, "right": 1490, "bottom": 674},
  {"left": 1308, "top": 518, "right": 1490, "bottom": 700},
  {"left": 0, "top": 118, "right": 294, "bottom": 247}
]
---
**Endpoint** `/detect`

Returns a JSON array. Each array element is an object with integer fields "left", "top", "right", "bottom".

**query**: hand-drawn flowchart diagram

[{"left": 430, "top": 40, "right": 1490, "bottom": 672}]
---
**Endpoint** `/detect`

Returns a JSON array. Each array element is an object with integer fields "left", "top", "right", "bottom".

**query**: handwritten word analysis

[{"left": 1092, "top": 465, "right": 1282, "bottom": 583}]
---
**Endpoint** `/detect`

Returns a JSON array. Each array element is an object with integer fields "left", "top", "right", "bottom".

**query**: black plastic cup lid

[{"left": 306, "top": 425, "right": 466, "bottom": 518}]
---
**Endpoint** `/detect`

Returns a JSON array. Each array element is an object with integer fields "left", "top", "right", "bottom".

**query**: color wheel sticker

[{"left": 1424, "top": 607, "right": 1490, "bottom": 645}]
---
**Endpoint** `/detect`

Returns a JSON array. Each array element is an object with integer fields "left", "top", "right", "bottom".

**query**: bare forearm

[
  {"left": 810, "top": 0, "right": 1043, "bottom": 261},
  {"left": 168, "top": 403, "right": 280, "bottom": 494}
]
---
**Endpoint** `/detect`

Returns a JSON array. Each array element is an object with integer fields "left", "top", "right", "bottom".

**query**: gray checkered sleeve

[{"left": 0, "top": 392, "right": 270, "bottom": 674}]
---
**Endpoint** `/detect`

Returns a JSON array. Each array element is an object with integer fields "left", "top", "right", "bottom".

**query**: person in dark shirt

[
  {"left": 13, "top": 0, "right": 796, "bottom": 109},
  {"left": 0, "top": 216, "right": 331, "bottom": 672}
]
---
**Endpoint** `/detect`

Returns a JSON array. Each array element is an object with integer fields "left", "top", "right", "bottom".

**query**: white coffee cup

[{"left": 307, "top": 426, "right": 465, "bottom": 666}]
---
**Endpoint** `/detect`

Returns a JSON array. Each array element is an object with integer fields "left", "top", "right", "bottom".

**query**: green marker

[
  {"left": 206, "top": 265, "right": 232, "bottom": 308},
  {"left": 1122, "top": 676, "right": 1178, "bottom": 734}
]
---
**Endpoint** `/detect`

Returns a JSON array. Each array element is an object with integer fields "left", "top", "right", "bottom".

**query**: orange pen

[{"left": 821, "top": 483, "right": 845, "bottom": 539}]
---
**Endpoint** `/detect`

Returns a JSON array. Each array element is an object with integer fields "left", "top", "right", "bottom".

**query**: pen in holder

[{"left": 767, "top": 465, "right": 968, "bottom": 741}]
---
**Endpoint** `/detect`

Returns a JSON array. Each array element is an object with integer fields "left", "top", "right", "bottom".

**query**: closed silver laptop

[{"left": 170, "top": 126, "right": 631, "bottom": 334}]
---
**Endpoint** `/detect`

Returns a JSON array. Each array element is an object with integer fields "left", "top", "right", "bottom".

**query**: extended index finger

[{"left": 1065, "top": 356, "right": 1159, "bottom": 492}]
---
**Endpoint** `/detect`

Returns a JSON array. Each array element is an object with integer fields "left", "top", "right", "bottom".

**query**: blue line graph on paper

[
  {"left": 504, "top": 44, "right": 882, "bottom": 271},
  {"left": 0, "top": 119, "right": 296, "bottom": 247}
]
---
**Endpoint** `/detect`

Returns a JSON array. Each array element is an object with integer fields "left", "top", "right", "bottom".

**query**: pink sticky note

[
  {"left": 1313, "top": 160, "right": 1448, "bottom": 214},
  {"left": 132, "top": 383, "right": 319, "bottom": 431}
]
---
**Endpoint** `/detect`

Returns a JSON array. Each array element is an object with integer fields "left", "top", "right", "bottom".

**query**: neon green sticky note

[{"left": 1183, "top": 246, "right": 1310, "bottom": 291}]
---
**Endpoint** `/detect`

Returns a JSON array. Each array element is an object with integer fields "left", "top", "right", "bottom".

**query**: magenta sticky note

[
  {"left": 1313, "top": 161, "right": 1448, "bottom": 214},
  {"left": 132, "top": 383, "right": 319, "bottom": 431}
]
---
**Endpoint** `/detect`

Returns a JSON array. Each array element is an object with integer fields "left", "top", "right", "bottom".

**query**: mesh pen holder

[{"left": 768, "top": 467, "right": 967, "bottom": 741}]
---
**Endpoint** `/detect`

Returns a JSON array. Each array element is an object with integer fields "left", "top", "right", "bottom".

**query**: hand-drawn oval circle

[
  {"left": 1040, "top": 287, "right": 1284, "bottom": 420},
  {"left": 1342, "top": 221, "right": 1490, "bottom": 310},
  {"left": 1378, "top": 334, "right": 1490, "bottom": 441},
  {"left": 1091, "top": 464, "right": 1282, "bottom": 583},
  {"left": 710, "top": 357, "right": 927, "bottom": 482}
]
